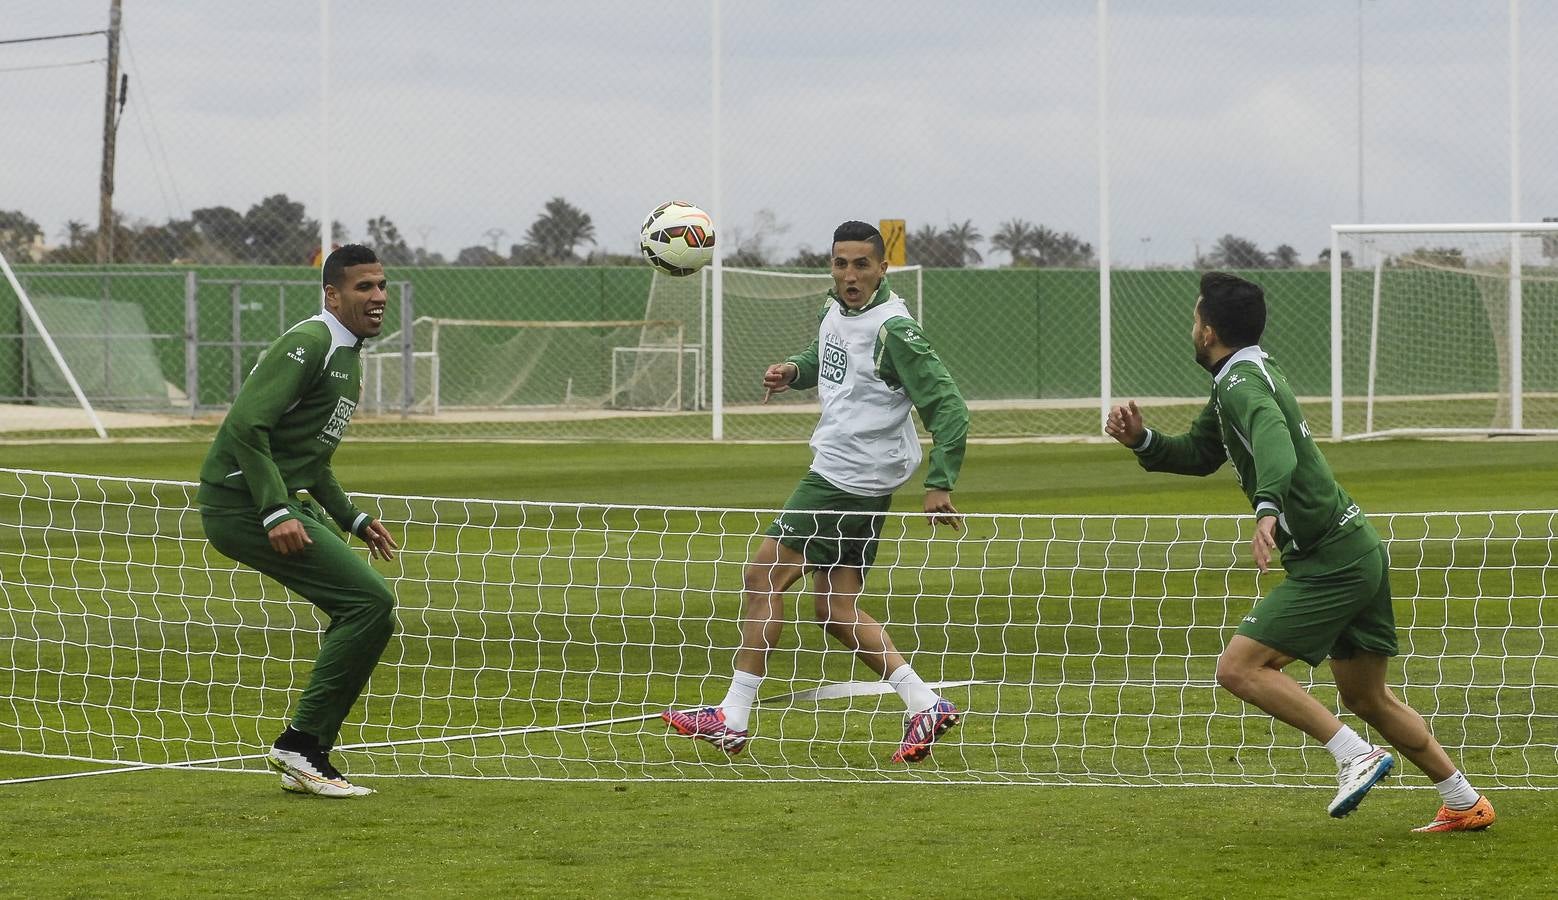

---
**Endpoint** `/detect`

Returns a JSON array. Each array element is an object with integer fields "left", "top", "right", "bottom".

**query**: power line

[
  {"left": 122, "top": 28, "right": 184, "bottom": 219},
  {"left": 0, "top": 29, "right": 106, "bottom": 46},
  {"left": 0, "top": 57, "right": 103, "bottom": 74}
]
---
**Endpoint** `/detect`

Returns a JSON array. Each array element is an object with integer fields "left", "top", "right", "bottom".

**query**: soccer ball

[{"left": 640, "top": 201, "right": 716, "bottom": 276}]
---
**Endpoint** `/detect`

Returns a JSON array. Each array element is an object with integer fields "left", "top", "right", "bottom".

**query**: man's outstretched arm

[{"left": 1106, "top": 398, "right": 1227, "bottom": 476}]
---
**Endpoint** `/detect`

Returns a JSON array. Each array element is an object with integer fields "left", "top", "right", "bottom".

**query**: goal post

[
  {"left": 1329, "top": 223, "right": 1558, "bottom": 440},
  {"left": 4, "top": 467, "right": 1554, "bottom": 787},
  {"left": 0, "top": 250, "right": 108, "bottom": 438}
]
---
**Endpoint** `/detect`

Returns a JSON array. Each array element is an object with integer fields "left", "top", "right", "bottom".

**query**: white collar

[
  {"left": 1212, "top": 345, "right": 1267, "bottom": 386},
  {"left": 314, "top": 310, "right": 362, "bottom": 351}
]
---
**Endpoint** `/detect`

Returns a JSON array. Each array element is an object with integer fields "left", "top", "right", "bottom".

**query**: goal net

[
  {"left": 1330, "top": 223, "right": 1558, "bottom": 439},
  {"left": 360, "top": 317, "right": 691, "bottom": 415},
  {"left": 4, "top": 467, "right": 1554, "bottom": 787}
]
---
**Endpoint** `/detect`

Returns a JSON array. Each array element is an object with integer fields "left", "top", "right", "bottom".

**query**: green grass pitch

[{"left": 2, "top": 437, "right": 1555, "bottom": 897}]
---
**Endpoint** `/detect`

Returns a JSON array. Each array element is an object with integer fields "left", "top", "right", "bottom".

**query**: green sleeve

[
  {"left": 221, "top": 329, "right": 327, "bottom": 525},
  {"left": 1131, "top": 399, "right": 1227, "bottom": 476},
  {"left": 1221, "top": 373, "right": 1296, "bottom": 519},
  {"left": 309, "top": 468, "right": 367, "bottom": 536},
  {"left": 877, "top": 318, "right": 969, "bottom": 491},
  {"left": 783, "top": 300, "right": 829, "bottom": 390},
  {"left": 785, "top": 338, "right": 820, "bottom": 390}
]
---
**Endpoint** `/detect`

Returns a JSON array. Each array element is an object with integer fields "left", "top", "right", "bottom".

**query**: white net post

[{"left": 0, "top": 251, "right": 108, "bottom": 438}]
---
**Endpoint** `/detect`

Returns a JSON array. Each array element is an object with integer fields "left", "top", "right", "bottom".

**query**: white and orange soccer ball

[{"left": 639, "top": 201, "right": 716, "bottom": 276}]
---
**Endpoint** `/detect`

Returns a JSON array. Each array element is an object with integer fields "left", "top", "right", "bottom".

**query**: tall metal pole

[
  {"left": 1097, "top": 0, "right": 1111, "bottom": 429},
  {"left": 1356, "top": 0, "right": 1365, "bottom": 224},
  {"left": 320, "top": 0, "right": 332, "bottom": 271},
  {"left": 710, "top": 0, "right": 724, "bottom": 441},
  {"left": 1507, "top": 0, "right": 1522, "bottom": 430},
  {"left": 95, "top": 0, "right": 122, "bottom": 264}
]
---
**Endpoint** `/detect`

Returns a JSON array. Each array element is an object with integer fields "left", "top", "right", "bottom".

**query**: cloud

[{"left": 3, "top": 0, "right": 1552, "bottom": 265}]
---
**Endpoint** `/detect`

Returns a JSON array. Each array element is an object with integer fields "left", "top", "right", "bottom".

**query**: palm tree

[
  {"left": 1206, "top": 234, "right": 1268, "bottom": 269},
  {"left": 522, "top": 197, "right": 596, "bottom": 262},
  {"left": 907, "top": 225, "right": 956, "bottom": 267},
  {"left": 992, "top": 219, "right": 1040, "bottom": 266},
  {"left": 1031, "top": 226, "right": 1095, "bottom": 268},
  {"left": 943, "top": 219, "right": 983, "bottom": 266}
]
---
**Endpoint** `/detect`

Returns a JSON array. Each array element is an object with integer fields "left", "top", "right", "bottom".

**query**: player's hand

[
  {"left": 924, "top": 489, "right": 962, "bottom": 531},
  {"left": 1251, "top": 515, "right": 1278, "bottom": 573},
  {"left": 361, "top": 519, "right": 399, "bottom": 561},
  {"left": 1104, "top": 400, "right": 1146, "bottom": 447},
  {"left": 268, "top": 518, "right": 312, "bottom": 556},
  {"left": 762, "top": 363, "right": 797, "bottom": 403}
]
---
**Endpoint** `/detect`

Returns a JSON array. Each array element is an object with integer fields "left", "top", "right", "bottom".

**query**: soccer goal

[
  {"left": 1329, "top": 223, "right": 1558, "bottom": 440},
  {"left": 362, "top": 317, "right": 692, "bottom": 415},
  {"left": 4, "top": 467, "right": 1554, "bottom": 788}
]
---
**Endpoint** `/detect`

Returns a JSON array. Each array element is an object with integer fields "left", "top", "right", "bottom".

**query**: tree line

[
  {"left": 0, "top": 195, "right": 605, "bottom": 268},
  {"left": 0, "top": 197, "right": 1431, "bottom": 270}
]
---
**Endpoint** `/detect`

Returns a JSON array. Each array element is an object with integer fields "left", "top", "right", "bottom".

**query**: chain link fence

[{"left": 3, "top": 1, "right": 1554, "bottom": 441}]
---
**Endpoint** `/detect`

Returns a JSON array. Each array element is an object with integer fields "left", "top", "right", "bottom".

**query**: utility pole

[{"left": 96, "top": 0, "right": 124, "bottom": 264}]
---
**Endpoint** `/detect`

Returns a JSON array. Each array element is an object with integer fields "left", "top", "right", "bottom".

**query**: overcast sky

[{"left": 4, "top": 1, "right": 1554, "bottom": 265}]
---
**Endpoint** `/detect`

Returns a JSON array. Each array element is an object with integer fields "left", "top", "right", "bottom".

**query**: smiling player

[{"left": 198, "top": 244, "right": 400, "bottom": 798}]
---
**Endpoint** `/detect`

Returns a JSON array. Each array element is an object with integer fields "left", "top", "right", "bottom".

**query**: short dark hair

[
  {"left": 322, "top": 244, "right": 380, "bottom": 291},
  {"left": 832, "top": 221, "right": 885, "bottom": 260},
  {"left": 1197, "top": 271, "right": 1266, "bottom": 347}
]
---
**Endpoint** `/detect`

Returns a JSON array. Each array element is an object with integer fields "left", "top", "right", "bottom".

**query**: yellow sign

[{"left": 879, "top": 219, "right": 906, "bottom": 267}]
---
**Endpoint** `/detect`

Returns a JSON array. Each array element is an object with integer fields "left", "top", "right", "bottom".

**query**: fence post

[
  {"left": 184, "top": 270, "right": 198, "bottom": 416},
  {"left": 400, "top": 282, "right": 414, "bottom": 416},
  {"left": 230, "top": 283, "right": 242, "bottom": 400}
]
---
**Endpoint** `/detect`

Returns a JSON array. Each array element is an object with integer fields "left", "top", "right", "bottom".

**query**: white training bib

[{"left": 809, "top": 293, "right": 921, "bottom": 496}]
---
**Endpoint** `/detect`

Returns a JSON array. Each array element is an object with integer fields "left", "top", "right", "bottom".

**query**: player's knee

[
  {"left": 743, "top": 562, "right": 778, "bottom": 595},
  {"left": 361, "top": 583, "right": 397, "bottom": 638},
  {"left": 739, "top": 587, "right": 782, "bottom": 624},
  {"left": 1214, "top": 656, "right": 1254, "bottom": 698},
  {"left": 1338, "top": 685, "right": 1390, "bottom": 721}
]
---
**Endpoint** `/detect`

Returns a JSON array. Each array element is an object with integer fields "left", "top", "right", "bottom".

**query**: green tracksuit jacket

[
  {"left": 197, "top": 312, "right": 369, "bottom": 535},
  {"left": 1130, "top": 346, "right": 1379, "bottom": 574}
]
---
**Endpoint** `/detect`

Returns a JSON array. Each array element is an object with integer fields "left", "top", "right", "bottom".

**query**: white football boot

[
  {"left": 1328, "top": 746, "right": 1394, "bottom": 817},
  {"left": 267, "top": 746, "right": 375, "bottom": 798}
]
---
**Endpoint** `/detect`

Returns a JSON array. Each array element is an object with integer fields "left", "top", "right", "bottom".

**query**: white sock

[
  {"left": 886, "top": 664, "right": 940, "bottom": 713},
  {"left": 1434, "top": 771, "right": 1481, "bottom": 810},
  {"left": 1323, "top": 725, "right": 1374, "bottom": 765},
  {"left": 718, "top": 670, "right": 762, "bottom": 732}
]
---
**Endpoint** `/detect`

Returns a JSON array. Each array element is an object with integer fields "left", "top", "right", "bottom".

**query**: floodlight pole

[
  {"left": 320, "top": 0, "right": 332, "bottom": 273},
  {"left": 1507, "top": 0, "right": 1522, "bottom": 430},
  {"left": 1096, "top": 0, "right": 1111, "bottom": 431},
  {"left": 710, "top": 0, "right": 724, "bottom": 441}
]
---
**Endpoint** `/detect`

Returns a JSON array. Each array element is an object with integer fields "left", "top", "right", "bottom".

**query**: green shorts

[
  {"left": 1236, "top": 544, "right": 1399, "bottom": 666},
  {"left": 764, "top": 471, "right": 893, "bottom": 571}
]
